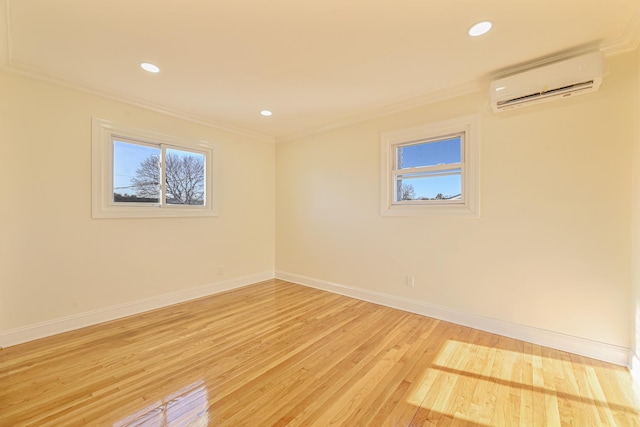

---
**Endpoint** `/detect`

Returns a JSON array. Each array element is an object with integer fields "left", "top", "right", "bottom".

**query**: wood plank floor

[{"left": 1, "top": 279, "right": 639, "bottom": 426}]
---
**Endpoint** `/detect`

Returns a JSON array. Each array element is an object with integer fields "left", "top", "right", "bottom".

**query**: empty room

[{"left": 2, "top": 0, "right": 640, "bottom": 425}]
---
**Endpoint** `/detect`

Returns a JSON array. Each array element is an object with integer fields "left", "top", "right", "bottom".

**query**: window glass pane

[
  {"left": 165, "top": 148, "right": 206, "bottom": 206},
  {"left": 397, "top": 136, "right": 461, "bottom": 169},
  {"left": 395, "top": 169, "right": 462, "bottom": 201},
  {"left": 113, "top": 140, "right": 160, "bottom": 203}
]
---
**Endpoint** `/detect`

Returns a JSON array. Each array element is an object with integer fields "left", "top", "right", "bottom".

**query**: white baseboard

[
  {"left": 631, "top": 353, "right": 640, "bottom": 384},
  {"left": 276, "top": 271, "right": 631, "bottom": 366},
  {"left": 0, "top": 271, "right": 274, "bottom": 348},
  {"left": 2, "top": 270, "right": 632, "bottom": 368}
]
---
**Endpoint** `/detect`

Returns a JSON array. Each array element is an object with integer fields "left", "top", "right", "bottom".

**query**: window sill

[
  {"left": 381, "top": 201, "right": 479, "bottom": 217},
  {"left": 92, "top": 205, "right": 218, "bottom": 219}
]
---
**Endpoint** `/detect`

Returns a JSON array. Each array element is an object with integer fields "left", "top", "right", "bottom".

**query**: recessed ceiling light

[
  {"left": 468, "top": 21, "right": 492, "bottom": 37},
  {"left": 260, "top": 110, "right": 273, "bottom": 116},
  {"left": 140, "top": 62, "right": 160, "bottom": 73}
]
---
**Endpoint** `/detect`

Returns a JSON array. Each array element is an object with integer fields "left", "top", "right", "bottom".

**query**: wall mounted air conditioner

[{"left": 490, "top": 52, "right": 604, "bottom": 113}]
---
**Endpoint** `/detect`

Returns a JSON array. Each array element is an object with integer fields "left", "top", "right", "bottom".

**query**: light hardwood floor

[{"left": 1, "top": 279, "right": 639, "bottom": 426}]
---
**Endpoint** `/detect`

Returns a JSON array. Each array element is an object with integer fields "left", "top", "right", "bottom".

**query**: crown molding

[
  {"left": 276, "top": 6, "right": 640, "bottom": 144},
  {"left": 600, "top": 5, "right": 640, "bottom": 56},
  {"left": 3, "top": 0, "right": 638, "bottom": 144},
  {"left": 275, "top": 81, "right": 482, "bottom": 143},
  {"left": 1, "top": 0, "right": 273, "bottom": 142},
  {"left": 274, "top": 7, "right": 640, "bottom": 143},
  {"left": 4, "top": 63, "right": 275, "bottom": 143},
  {"left": 0, "top": 61, "right": 275, "bottom": 143}
]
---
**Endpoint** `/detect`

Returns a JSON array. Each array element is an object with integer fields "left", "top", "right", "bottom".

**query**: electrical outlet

[
  {"left": 217, "top": 265, "right": 224, "bottom": 275},
  {"left": 406, "top": 275, "right": 414, "bottom": 287}
]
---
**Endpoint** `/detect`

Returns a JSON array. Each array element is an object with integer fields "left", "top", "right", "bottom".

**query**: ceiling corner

[
  {"left": 601, "top": 4, "right": 640, "bottom": 55},
  {"left": 276, "top": 81, "right": 482, "bottom": 143}
]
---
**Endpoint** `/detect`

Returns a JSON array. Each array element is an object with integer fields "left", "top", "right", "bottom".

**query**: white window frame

[
  {"left": 92, "top": 118, "right": 218, "bottom": 218},
  {"left": 380, "top": 115, "right": 480, "bottom": 216}
]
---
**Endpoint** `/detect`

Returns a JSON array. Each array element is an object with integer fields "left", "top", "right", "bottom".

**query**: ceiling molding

[
  {"left": 486, "top": 8, "right": 640, "bottom": 83},
  {"left": 600, "top": 5, "right": 640, "bottom": 56},
  {"left": 275, "top": 81, "right": 482, "bottom": 143},
  {"left": 273, "top": 3, "right": 640, "bottom": 144},
  {"left": 3, "top": 1, "right": 638, "bottom": 143},
  {"left": 2, "top": 0, "right": 274, "bottom": 144},
  {"left": 1, "top": 62, "right": 275, "bottom": 143},
  {"left": 488, "top": 43, "right": 604, "bottom": 81}
]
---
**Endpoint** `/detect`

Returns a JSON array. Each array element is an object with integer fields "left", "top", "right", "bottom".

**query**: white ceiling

[{"left": 1, "top": 0, "right": 639, "bottom": 141}]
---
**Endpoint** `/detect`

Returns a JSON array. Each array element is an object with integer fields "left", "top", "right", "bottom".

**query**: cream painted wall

[
  {"left": 1, "top": 52, "right": 636, "bottom": 354},
  {"left": 0, "top": 71, "right": 275, "bottom": 332},
  {"left": 276, "top": 53, "right": 635, "bottom": 348},
  {"left": 632, "top": 47, "right": 640, "bottom": 363}
]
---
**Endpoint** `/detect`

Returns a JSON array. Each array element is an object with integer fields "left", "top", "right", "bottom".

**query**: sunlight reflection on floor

[
  {"left": 406, "top": 338, "right": 640, "bottom": 425},
  {"left": 113, "top": 380, "right": 209, "bottom": 427}
]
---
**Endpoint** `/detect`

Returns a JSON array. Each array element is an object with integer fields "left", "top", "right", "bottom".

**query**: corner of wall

[
  {"left": 632, "top": 46, "right": 640, "bottom": 370},
  {"left": 277, "top": 271, "right": 631, "bottom": 366}
]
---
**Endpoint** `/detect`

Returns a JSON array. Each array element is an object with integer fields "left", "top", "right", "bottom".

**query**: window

[
  {"left": 92, "top": 118, "right": 218, "bottom": 218},
  {"left": 380, "top": 115, "right": 479, "bottom": 216}
]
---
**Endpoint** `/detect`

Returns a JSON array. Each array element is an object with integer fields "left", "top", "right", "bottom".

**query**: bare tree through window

[
  {"left": 130, "top": 150, "right": 205, "bottom": 205},
  {"left": 400, "top": 183, "right": 416, "bottom": 200}
]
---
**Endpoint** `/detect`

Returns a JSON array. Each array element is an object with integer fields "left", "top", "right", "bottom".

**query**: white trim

[
  {"left": 600, "top": 6, "right": 640, "bottom": 56},
  {"left": 631, "top": 353, "right": 640, "bottom": 385},
  {"left": 0, "top": 271, "right": 274, "bottom": 348},
  {"left": 380, "top": 115, "right": 480, "bottom": 217},
  {"left": 276, "top": 82, "right": 482, "bottom": 143},
  {"left": 275, "top": 271, "right": 630, "bottom": 366},
  {"left": 1, "top": 0, "right": 638, "bottom": 143},
  {"left": 92, "top": 118, "right": 219, "bottom": 218},
  {"left": 0, "top": 62, "right": 274, "bottom": 143}
]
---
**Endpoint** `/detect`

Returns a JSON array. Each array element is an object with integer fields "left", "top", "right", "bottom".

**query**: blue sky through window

[
  {"left": 398, "top": 137, "right": 461, "bottom": 168},
  {"left": 113, "top": 140, "right": 159, "bottom": 196},
  {"left": 397, "top": 136, "right": 462, "bottom": 199}
]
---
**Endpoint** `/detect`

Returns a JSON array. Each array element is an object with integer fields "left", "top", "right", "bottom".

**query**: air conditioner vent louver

[
  {"left": 496, "top": 80, "right": 596, "bottom": 108},
  {"left": 490, "top": 52, "right": 603, "bottom": 113}
]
